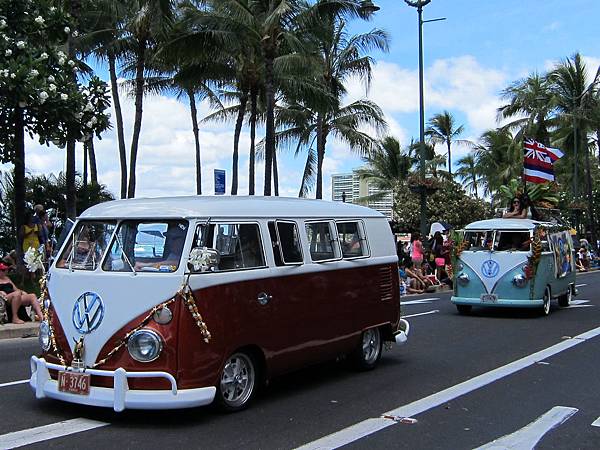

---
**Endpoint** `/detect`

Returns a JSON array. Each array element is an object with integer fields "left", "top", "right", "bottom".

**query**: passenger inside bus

[{"left": 495, "top": 231, "right": 531, "bottom": 251}]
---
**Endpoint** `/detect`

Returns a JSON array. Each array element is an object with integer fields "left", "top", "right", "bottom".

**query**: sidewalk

[{"left": 0, "top": 321, "right": 39, "bottom": 340}]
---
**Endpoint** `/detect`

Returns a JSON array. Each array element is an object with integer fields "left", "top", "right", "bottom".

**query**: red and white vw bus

[{"left": 30, "top": 196, "right": 409, "bottom": 411}]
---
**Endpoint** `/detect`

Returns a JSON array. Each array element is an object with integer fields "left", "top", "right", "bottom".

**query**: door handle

[{"left": 257, "top": 292, "right": 272, "bottom": 306}]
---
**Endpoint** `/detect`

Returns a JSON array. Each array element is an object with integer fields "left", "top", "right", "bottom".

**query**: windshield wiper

[{"left": 115, "top": 232, "right": 137, "bottom": 275}]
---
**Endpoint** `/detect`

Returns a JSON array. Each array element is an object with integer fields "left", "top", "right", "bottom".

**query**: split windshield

[
  {"left": 103, "top": 220, "right": 189, "bottom": 272},
  {"left": 464, "top": 230, "right": 531, "bottom": 252},
  {"left": 56, "top": 220, "right": 189, "bottom": 272},
  {"left": 56, "top": 221, "right": 117, "bottom": 270}
]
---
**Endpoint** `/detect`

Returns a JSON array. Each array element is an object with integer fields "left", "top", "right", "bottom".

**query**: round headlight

[
  {"left": 39, "top": 320, "right": 51, "bottom": 352},
  {"left": 457, "top": 273, "right": 470, "bottom": 286},
  {"left": 512, "top": 274, "right": 527, "bottom": 288},
  {"left": 457, "top": 263, "right": 464, "bottom": 271},
  {"left": 127, "top": 329, "right": 163, "bottom": 362}
]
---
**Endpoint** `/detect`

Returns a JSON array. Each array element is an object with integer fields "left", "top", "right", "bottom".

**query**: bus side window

[
  {"left": 268, "top": 222, "right": 284, "bottom": 266},
  {"left": 336, "top": 221, "right": 368, "bottom": 258},
  {"left": 268, "top": 221, "right": 303, "bottom": 265},
  {"left": 306, "top": 221, "right": 337, "bottom": 261}
]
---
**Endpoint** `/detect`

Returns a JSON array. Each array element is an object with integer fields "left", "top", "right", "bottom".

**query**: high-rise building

[{"left": 331, "top": 169, "right": 393, "bottom": 219}]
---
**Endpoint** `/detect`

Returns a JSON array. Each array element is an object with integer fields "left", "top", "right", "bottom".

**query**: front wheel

[
  {"left": 558, "top": 285, "right": 573, "bottom": 307},
  {"left": 351, "top": 327, "right": 382, "bottom": 371},
  {"left": 541, "top": 287, "right": 551, "bottom": 316},
  {"left": 216, "top": 352, "right": 258, "bottom": 412}
]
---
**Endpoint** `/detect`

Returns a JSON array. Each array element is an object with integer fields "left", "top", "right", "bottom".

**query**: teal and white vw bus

[{"left": 451, "top": 218, "right": 576, "bottom": 316}]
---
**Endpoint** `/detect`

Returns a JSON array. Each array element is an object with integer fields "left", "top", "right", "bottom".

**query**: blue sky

[{"left": 8, "top": 0, "right": 600, "bottom": 201}]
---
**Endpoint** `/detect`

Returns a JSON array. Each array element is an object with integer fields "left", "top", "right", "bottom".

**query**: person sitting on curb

[
  {"left": 0, "top": 262, "right": 43, "bottom": 324},
  {"left": 405, "top": 260, "right": 431, "bottom": 293},
  {"left": 399, "top": 260, "right": 424, "bottom": 295}
]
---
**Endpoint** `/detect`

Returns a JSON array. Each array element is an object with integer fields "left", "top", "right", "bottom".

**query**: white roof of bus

[
  {"left": 464, "top": 218, "right": 547, "bottom": 231},
  {"left": 79, "top": 196, "right": 385, "bottom": 220}
]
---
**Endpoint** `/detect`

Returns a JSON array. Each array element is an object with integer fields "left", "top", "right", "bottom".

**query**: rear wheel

[
  {"left": 352, "top": 327, "right": 382, "bottom": 370},
  {"left": 216, "top": 352, "right": 257, "bottom": 412},
  {"left": 456, "top": 304, "right": 472, "bottom": 315},
  {"left": 541, "top": 287, "right": 551, "bottom": 316},
  {"left": 558, "top": 285, "right": 572, "bottom": 307}
]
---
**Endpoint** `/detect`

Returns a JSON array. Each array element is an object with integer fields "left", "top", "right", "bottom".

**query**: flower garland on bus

[{"left": 39, "top": 275, "right": 211, "bottom": 368}]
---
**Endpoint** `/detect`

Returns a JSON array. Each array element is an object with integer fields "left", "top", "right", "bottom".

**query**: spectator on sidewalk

[
  {"left": 0, "top": 262, "right": 42, "bottom": 324},
  {"left": 34, "top": 204, "right": 53, "bottom": 258},
  {"left": 21, "top": 210, "right": 41, "bottom": 254}
]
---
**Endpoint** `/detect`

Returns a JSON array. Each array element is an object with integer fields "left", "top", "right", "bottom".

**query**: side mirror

[{"left": 188, "top": 247, "right": 220, "bottom": 273}]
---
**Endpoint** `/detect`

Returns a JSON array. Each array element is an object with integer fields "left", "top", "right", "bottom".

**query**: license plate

[
  {"left": 58, "top": 371, "right": 91, "bottom": 396},
  {"left": 481, "top": 293, "right": 498, "bottom": 303}
]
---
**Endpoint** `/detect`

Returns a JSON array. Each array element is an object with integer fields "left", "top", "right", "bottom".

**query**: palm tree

[
  {"left": 497, "top": 72, "right": 555, "bottom": 145},
  {"left": 455, "top": 153, "right": 481, "bottom": 198},
  {"left": 356, "top": 136, "right": 412, "bottom": 195},
  {"left": 80, "top": 0, "right": 131, "bottom": 198},
  {"left": 549, "top": 53, "right": 600, "bottom": 246},
  {"left": 275, "top": 16, "right": 388, "bottom": 198},
  {"left": 425, "top": 111, "right": 468, "bottom": 175},
  {"left": 474, "top": 128, "right": 522, "bottom": 209},
  {"left": 120, "top": 0, "right": 175, "bottom": 198}
]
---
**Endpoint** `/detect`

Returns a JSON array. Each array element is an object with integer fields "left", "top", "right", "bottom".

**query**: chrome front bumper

[
  {"left": 30, "top": 356, "right": 216, "bottom": 412},
  {"left": 394, "top": 318, "right": 410, "bottom": 345}
]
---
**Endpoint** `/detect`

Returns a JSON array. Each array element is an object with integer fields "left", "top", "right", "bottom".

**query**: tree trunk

[
  {"left": 249, "top": 88, "right": 257, "bottom": 196},
  {"left": 232, "top": 94, "right": 248, "bottom": 195},
  {"left": 263, "top": 51, "right": 275, "bottom": 196},
  {"left": 88, "top": 138, "right": 98, "bottom": 185},
  {"left": 83, "top": 142, "right": 88, "bottom": 188},
  {"left": 585, "top": 139, "right": 597, "bottom": 250},
  {"left": 187, "top": 88, "right": 202, "bottom": 195},
  {"left": 109, "top": 53, "right": 128, "bottom": 199},
  {"left": 273, "top": 148, "right": 279, "bottom": 196},
  {"left": 65, "top": 0, "right": 81, "bottom": 219},
  {"left": 473, "top": 173, "right": 478, "bottom": 198},
  {"left": 13, "top": 107, "right": 25, "bottom": 264},
  {"left": 66, "top": 141, "right": 77, "bottom": 219},
  {"left": 447, "top": 140, "right": 452, "bottom": 175},
  {"left": 127, "top": 40, "right": 146, "bottom": 199},
  {"left": 315, "top": 114, "right": 326, "bottom": 199},
  {"left": 597, "top": 130, "right": 600, "bottom": 166}
]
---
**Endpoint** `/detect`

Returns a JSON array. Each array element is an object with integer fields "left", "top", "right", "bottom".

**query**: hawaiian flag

[{"left": 523, "top": 139, "right": 564, "bottom": 183}]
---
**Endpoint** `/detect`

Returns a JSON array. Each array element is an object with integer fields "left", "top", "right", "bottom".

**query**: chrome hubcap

[
  {"left": 220, "top": 353, "right": 255, "bottom": 407},
  {"left": 362, "top": 329, "right": 380, "bottom": 364}
]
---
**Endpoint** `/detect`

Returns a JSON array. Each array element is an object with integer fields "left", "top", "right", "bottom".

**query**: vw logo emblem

[
  {"left": 481, "top": 260, "right": 500, "bottom": 278},
  {"left": 72, "top": 292, "right": 104, "bottom": 334}
]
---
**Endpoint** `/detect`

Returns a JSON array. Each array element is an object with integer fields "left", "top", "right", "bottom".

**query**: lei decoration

[
  {"left": 39, "top": 275, "right": 211, "bottom": 368},
  {"left": 24, "top": 247, "right": 45, "bottom": 273}
]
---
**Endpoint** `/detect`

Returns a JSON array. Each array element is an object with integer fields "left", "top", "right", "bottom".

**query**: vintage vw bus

[
  {"left": 451, "top": 218, "right": 576, "bottom": 315},
  {"left": 30, "top": 196, "right": 409, "bottom": 411}
]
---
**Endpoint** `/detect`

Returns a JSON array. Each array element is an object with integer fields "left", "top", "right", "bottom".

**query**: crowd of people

[
  {"left": 397, "top": 230, "right": 453, "bottom": 295},
  {"left": 0, "top": 204, "right": 53, "bottom": 325}
]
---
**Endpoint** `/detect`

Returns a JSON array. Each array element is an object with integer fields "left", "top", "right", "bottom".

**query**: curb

[{"left": 0, "top": 322, "right": 39, "bottom": 340}]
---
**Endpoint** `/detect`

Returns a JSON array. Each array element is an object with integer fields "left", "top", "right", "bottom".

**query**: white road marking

[
  {"left": 401, "top": 297, "right": 440, "bottom": 305},
  {"left": 575, "top": 284, "right": 587, "bottom": 287},
  {"left": 567, "top": 305, "right": 594, "bottom": 309},
  {"left": 0, "top": 418, "right": 108, "bottom": 449},
  {"left": 570, "top": 300, "right": 589, "bottom": 305},
  {"left": 402, "top": 310, "right": 439, "bottom": 318},
  {"left": 296, "top": 325, "right": 600, "bottom": 450},
  {"left": 0, "top": 379, "right": 28, "bottom": 388},
  {"left": 475, "top": 406, "right": 578, "bottom": 449},
  {"left": 592, "top": 417, "right": 600, "bottom": 427}
]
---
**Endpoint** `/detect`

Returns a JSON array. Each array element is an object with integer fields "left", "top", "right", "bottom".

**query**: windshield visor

[
  {"left": 56, "top": 221, "right": 117, "bottom": 270},
  {"left": 102, "top": 220, "right": 189, "bottom": 273}
]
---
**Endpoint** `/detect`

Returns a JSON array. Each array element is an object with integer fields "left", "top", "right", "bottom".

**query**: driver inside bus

[{"left": 135, "top": 224, "right": 188, "bottom": 272}]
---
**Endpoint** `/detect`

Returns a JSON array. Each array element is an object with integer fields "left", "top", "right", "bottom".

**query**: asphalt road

[{"left": 1, "top": 271, "right": 600, "bottom": 449}]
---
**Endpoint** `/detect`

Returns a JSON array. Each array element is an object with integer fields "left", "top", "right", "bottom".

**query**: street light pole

[{"left": 405, "top": 0, "right": 444, "bottom": 237}]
